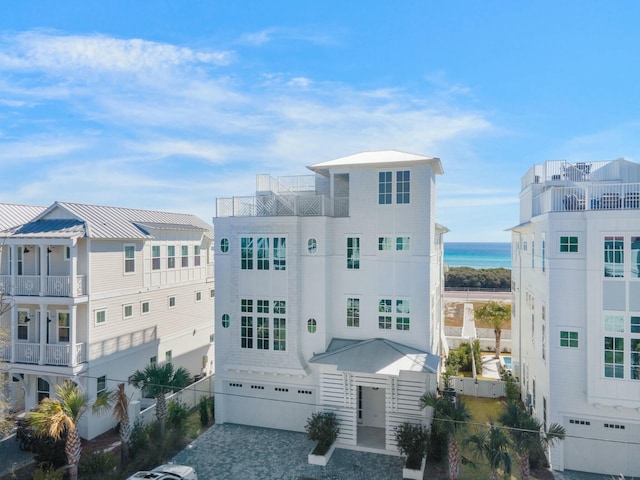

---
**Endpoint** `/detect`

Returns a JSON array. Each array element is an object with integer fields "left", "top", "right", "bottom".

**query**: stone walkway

[{"left": 171, "top": 423, "right": 406, "bottom": 480}]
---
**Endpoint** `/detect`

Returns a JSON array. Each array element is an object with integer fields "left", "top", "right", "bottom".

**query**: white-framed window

[
  {"left": 273, "top": 317, "right": 286, "bottom": 351},
  {"left": 396, "top": 170, "right": 410, "bottom": 204},
  {"left": 220, "top": 238, "right": 229, "bottom": 253},
  {"left": 65, "top": 246, "right": 71, "bottom": 261},
  {"left": 347, "top": 237, "right": 360, "bottom": 269},
  {"left": 37, "top": 377, "right": 50, "bottom": 403},
  {"left": 194, "top": 245, "right": 201, "bottom": 266},
  {"left": 221, "top": 313, "right": 230, "bottom": 328},
  {"left": 307, "top": 238, "right": 317, "bottom": 254},
  {"left": 152, "top": 245, "right": 161, "bottom": 270},
  {"left": 95, "top": 309, "right": 106, "bottom": 326},
  {"left": 241, "top": 238, "right": 253, "bottom": 270},
  {"left": 165, "top": 350, "right": 172, "bottom": 364},
  {"left": 167, "top": 245, "right": 176, "bottom": 269},
  {"left": 257, "top": 237, "right": 270, "bottom": 270},
  {"left": 168, "top": 296, "right": 176, "bottom": 308},
  {"left": 257, "top": 317, "right": 269, "bottom": 350},
  {"left": 347, "top": 298, "right": 360, "bottom": 327},
  {"left": 396, "top": 299, "right": 410, "bottom": 330},
  {"left": 124, "top": 244, "right": 135, "bottom": 274},
  {"left": 378, "top": 299, "right": 392, "bottom": 329},
  {"left": 378, "top": 237, "right": 392, "bottom": 251},
  {"left": 150, "top": 356, "right": 157, "bottom": 366},
  {"left": 560, "top": 235, "right": 579, "bottom": 253},
  {"left": 274, "top": 238, "right": 286, "bottom": 270},
  {"left": 141, "top": 301, "right": 150, "bottom": 315},
  {"left": 604, "top": 236, "right": 624, "bottom": 277},
  {"left": 632, "top": 237, "right": 640, "bottom": 278},
  {"left": 58, "top": 311, "right": 70, "bottom": 341},
  {"left": 560, "top": 330, "right": 579, "bottom": 348},
  {"left": 181, "top": 245, "right": 189, "bottom": 267},
  {"left": 97, "top": 375, "right": 106, "bottom": 396},
  {"left": 604, "top": 336, "right": 624, "bottom": 378},
  {"left": 542, "top": 234, "right": 546, "bottom": 272},
  {"left": 123, "top": 304, "right": 133, "bottom": 319},
  {"left": 396, "top": 237, "right": 410, "bottom": 251},
  {"left": 17, "top": 310, "right": 30, "bottom": 340},
  {"left": 378, "top": 171, "right": 392, "bottom": 204},
  {"left": 210, "top": 289, "right": 215, "bottom": 298},
  {"left": 196, "top": 291, "right": 202, "bottom": 302},
  {"left": 307, "top": 318, "right": 317, "bottom": 333}
]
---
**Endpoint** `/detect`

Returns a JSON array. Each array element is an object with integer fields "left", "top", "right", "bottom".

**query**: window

[
  {"left": 65, "top": 246, "right": 71, "bottom": 260},
  {"left": 17, "top": 310, "right": 29, "bottom": 340},
  {"left": 631, "top": 316, "right": 640, "bottom": 334},
  {"left": 37, "top": 377, "right": 50, "bottom": 403},
  {"left": 167, "top": 246, "right": 175, "bottom": 268},
  {"left": 378, "top": 237, "right": 392, "bottom": 251},
  {"left": 97, "top": 376, "right": 106, "bottom": 396},
  {"left": 141, "top": 301, "right": 150, "bottom": 314},
  {"left": 604, "top": 336, "right": 624, "bottom": 378},
  {"left": 347, "top": 237, "right": 360, "bottom": 269},
  {"left": 165, "top": 350, "right": 172, "bottom": 364},
  {"left": 124, "top": 245, "right": 135, "bottom": 273},
  {"left": 631, "top": 338, "right": 640, "bottom": 380},
  {"left": 531, "top": 240, "right": 535, "bottom": 269},
  {"left": 560, "top": 330, "right": 579, "bottom": 348},
  {"left": 308, "top": 238, "right": 317, "bottom": 254},
  {"left": 181, "top": 246, "right": 189, "bottom": 267},
  {"left": 347, "top": 298, "right": 360, "bottom": 327},
  {"left": 274, "top": 300, "right": 286, "bottom": 315},
  {"left": 542, "top": 236, "right": 546, "bottom": 272},
  {"left": 210, "top": 289, "right": 215, "bottom": 298},
  {"left": 378, "top": 299, "right": 392, "bottom": 329},
  {"left": 274, "top": 238, "right": 286, "bottom": 270},
  {"left": 196, "top": 291, "right": 202, "bottom": 302},
  {"left": 307, "top": 318, "right": 317, "bottom": 333},
  {"left": 152, "top": 246, "right": 161, "bottom": 270},
  {"left": 257, "top": 299, "right": 269, "bottom": 313},
  {"left": 58, "top": 312, "right": 70, "bottom": 342},
  {"left": 257, "top": 317, "right": 269, "bottom": 350},
  {"left": 396, "top": 237, "right": 410, "bottom": 251},
  {"left": 123, "top": 304, "right": 133, "bottom": 319},
  {"left": 241, "top": 237, "right": 253, "bottom": 270},
  {"left": 150, "top": 356, "right": 157, "bottom": 366},
  {"left": 274, "top": 318, "right": 286, "bottom": 351},
  {"left": 632, "top": 237, "right": 640, "bottom": 277},
  {"left": 241, "top": 316, "right": 253, "bottom": 348},
  {"left": 396, "top": 170, "right": 410, "bottom": 204},
  {"left": 604, "top": 236, "right": 624, "bottom": 277},
  {"left": 169, "top": 296, "right": 176, "bottom": 308},
  {"left": 221, "top": 314, "right": 230, "bottom": 328},
  {"left": 194, "top": 245, "right": 201, "bottom": 266},
  {"left": 605, "top": 315, "right": 624, "bottom": 333},
  {"left": 95, "top": 309, "right": 106, "bottom": 326},
  {"left": 379, "top": 171, "right": 392, "bottom": 204},
  {"left": 17, "top": 247, "right": 23, "bottom": 275},
  {"left": 542, "top": 324, "right": 546, "bottom": 360},
  {"left": 257, "top": 237, "right": 269, "bottom": 270},
  {"left": 396, "top": 300, "right": 410, "bottom": 330},
  {"left": 560, "top": 236, "right": 578, "bottom": 253},
  {"left": 241, "top": 299, "right": 253, "bottom": 313},
  {"left": 220, "top": 238, "right": 229, "bottom": 253}
]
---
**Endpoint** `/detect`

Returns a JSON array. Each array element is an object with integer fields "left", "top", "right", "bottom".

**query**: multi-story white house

[
  {"left": 511, "top": 158, "right": 640, "bottom": 477},
  {"left": 0, "top": 201, "right": 215, "bottom": 439},
  {"left": 213, "top": 150, "right": 446, "bottom": 452}
]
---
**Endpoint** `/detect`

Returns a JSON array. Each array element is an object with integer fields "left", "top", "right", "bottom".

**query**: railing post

[{"left": 69, "top": 305, "right": 77, "bottom": 366}]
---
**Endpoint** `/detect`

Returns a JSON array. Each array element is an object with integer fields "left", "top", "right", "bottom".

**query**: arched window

[
  {"left": 222, "top": 314, "right": 230, "bottom": 328},
  {"left": 307, "top": 318, "right": 317, "bottom": 334}
]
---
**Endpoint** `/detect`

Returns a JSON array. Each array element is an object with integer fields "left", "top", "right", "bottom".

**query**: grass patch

[{"left": 445, "top": 301, "right": 512, "bottom": 329}]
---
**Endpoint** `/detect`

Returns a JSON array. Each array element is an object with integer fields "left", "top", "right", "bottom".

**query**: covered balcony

[{"left": 0, "top": 342, "right": 86, "bottom": 367}]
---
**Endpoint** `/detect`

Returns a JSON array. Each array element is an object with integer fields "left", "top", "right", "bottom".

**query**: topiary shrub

[
  {"left": 395, "top": 422, "right": 429, "bottom": 469},
  {"left": 305, "top": 411, "right": 340, "bottom": 455}
]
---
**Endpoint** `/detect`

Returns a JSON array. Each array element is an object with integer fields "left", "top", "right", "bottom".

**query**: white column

[
  {"left": 39, "top": 305, "right": 47, "bottom": 365},
  {"left": 10, "top": 304, "right": 17, "bottom": 362},
  {"left": 69, "top": 305, "right": 77, "bottom": 366},
  {"left": 39, "top": 246, "right": 47, "bottom": 296},
  {"left": 70, "top": 243, "right": 78, "bottom": 296},
  {"left": 9, "top": 245, "right": 17, "bottom": 295}
]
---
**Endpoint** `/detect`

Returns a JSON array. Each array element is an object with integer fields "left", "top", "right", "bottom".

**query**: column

[
  {"left": 9, "top": 245, "right": 16, "bottom": 295},
  {"left": 69, "top": 305, "right": 77, "bottom": 366},
  {"left": 10, "top": 304, "right": 17, "bottom": 362},
  {"left": 39, "top": 305, "right": 47, "bottom": 365},
  {"left": 69, "top": 243, "right": 78, "bottom": 296},
  {"left": 39, "top": 246, "right": 47, "bottom": 296}
]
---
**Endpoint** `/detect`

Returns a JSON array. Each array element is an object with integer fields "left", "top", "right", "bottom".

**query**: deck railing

[
  {"left": 0, "top": 275, "right": 86, "bottom": 297},
  {"left": 533, "top": 183, "right": 640, "bottom": 216},
  {"left": 216, "top": 195, "right": 349, "bottom": 218},
  {"left": 4, "top": 342, "right": 86, "bottom": 366}
]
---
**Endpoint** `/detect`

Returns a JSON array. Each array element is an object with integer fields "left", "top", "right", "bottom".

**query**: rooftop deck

[{"left": 533, "top": 182, "right": 640, "bottom": 216}]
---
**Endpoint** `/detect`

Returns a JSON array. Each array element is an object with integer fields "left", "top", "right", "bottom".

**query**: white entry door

[{"left": 361, "top": 386, "right": 385, "bottom": 428}]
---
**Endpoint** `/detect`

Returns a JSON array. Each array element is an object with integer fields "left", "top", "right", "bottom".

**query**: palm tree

[
  {"left": 102, "top": 383, "right": 133, "bottom": 464},
  {"left": 475, "top": 301, "right": 511, "bottom": 358},
  {"left": 465, "top": 422, "right": 512, "bottom": 480},
  {"left": 28, "top": 380, "right": 111, "bottom": 480},
  {"left": 421, "top": 392, "right": 471, "bottom": 480},
  {"left": 129, "top": 362, "right": 190, "bottom": 440},
  {"left": 498, "top": 401, "right": 566, "bottom": 480}
]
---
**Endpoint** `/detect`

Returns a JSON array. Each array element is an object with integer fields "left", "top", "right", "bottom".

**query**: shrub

[
  {"left": 128, "top": 418, "right": 150, "bottom": 458},
  {"left": 79, "top": 451, "right": 118, "bottom": 479},
  {"left": 33, "top": 466, "right": 64, "bottom": 480},
  {"left": 428, "top": 419, "right": 448, "bottom": 462},
  {"left": 305, "top": 411, "right": 340, "bottom": 455},
  {"left": 167, "top": 400, "right": 189, "bottom": 434},
  {"left": 395, "top": 422, "right": 429, "bottom": 469},
  {"left": 503, "top": 373, "right": 520, "bottom": 403},
  {"left": 199, "top": 397, "right": 209, "bottom": 425},
  {"left": 32, "top": 430, "right": 67, "bottom": 471},
  {"left": 209, "top": 396, "right": 215, "bottom": 422}
]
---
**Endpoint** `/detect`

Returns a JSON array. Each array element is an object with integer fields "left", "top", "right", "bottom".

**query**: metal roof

[
  {"left": 2, "top": 201, "right": 213, "bottom": 240},
  {"left": 307, "top": 150, "right": 443, "bottom": 176},
  {"left": 310, "top": 338, "right": 440, "bottom": 375},
  {"left": 0, "top": 204, "right": 46, "bottom": 231}
]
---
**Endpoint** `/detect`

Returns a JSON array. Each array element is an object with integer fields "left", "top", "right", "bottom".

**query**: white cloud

[{"left": 240, "top": 29, "right": 275, "bottom": 46}]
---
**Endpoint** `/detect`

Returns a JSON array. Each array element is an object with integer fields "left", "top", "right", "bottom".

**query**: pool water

[{"left": 502, "top": 356, "right": 512, "bottom": 370}]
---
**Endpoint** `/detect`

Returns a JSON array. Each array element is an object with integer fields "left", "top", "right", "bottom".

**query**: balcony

[
  {"left": 0, "top": 275, "right": 86, "bottom": 297},
  {"left": 0, "top": 342, "right": 86, "bottom": 367},
  {"left": 216, "top": 195, "right": 349, "bottom": 218},
  {"left": 532, "top": 183, "right": 640, "bottom": 216}
]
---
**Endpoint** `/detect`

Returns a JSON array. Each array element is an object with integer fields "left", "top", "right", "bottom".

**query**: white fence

[
  {"left": 137, "top": 374, "right": 214, "bottom": 425},
  {"left": 445, "top": 327, "right": 512, "bottom": 353},
  {"left": 450, "top": 376, "right": 506, "bottom": 398}
]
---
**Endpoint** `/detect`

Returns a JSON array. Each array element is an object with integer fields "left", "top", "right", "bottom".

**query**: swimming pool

[{"left": 502, "top": 356, "right": 512, "bottom": 371}]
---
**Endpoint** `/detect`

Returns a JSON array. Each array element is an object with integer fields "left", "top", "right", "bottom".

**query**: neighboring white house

[
  {"left": 213, "top": 150, "right": 446, "bottom": 452},
  {"left": 511, "top": 158, "right": 640, "bottom": 477},
  {"left": 0, "top": 201, "right": 215, "bottom": 439}
]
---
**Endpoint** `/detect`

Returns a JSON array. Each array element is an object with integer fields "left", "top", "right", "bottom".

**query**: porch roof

[
  {"left": 2, "top": 219, "right": 86, "bottom": 238},
  {"left": 309, "top": 338, "right": 440, "bottom": 375}
]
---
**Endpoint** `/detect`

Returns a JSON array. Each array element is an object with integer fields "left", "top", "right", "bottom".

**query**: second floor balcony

[
  {"left": 0, "top": 342, "right": 86, "bottom": 367},
  {"left": 0, "top": 274, "right": 86, "bottom": 297}
]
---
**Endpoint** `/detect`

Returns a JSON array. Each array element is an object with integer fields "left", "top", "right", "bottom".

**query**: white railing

[
  {"left": 533, "top": 182, "right": 640, "bottom": 216},
  {"left": 0, "top": 275, "right": 86, "bottom": 297},
  {"left": 13, "top": 276, "right": 39, "bottom": 296},
  {"left": 138, "top": 375, "right": 215, "bottom": 426},
  {"left": 45, "top": 343, "right": 72, "bottom": 365},
  {"left": 0, "top": 343, "right": 10, "bottom": 361},
  {"left": 216, "top": 195, "right": 349, "bottom": 218},
  {"left": 522, "top": 160, "right": 615, "bottom": 189},
  {"left": 14, "top": 342, "right": 40, "bottom": 364}
]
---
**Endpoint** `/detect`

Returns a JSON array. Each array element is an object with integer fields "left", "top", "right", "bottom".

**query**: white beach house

[
  {"left": 511, "top": 158, "right": 640, "bottom": 476},
  {"left": 0, "top": 201, "right": 215, "bottom": 439},
  {"left": 213, "top": 150, "right": 446, "bottom": 452}
]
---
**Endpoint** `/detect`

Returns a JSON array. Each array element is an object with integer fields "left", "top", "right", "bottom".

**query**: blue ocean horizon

[{"left": 444, "top": 242, "right": 511, "bottom": 270}]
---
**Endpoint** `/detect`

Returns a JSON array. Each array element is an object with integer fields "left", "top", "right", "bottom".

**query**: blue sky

[{"left": 1, "top": 2, "right": 640, "bottom": 241}]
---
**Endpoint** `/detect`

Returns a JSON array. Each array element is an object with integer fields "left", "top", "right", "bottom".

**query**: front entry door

[{"left": 360, "top": 386, "right": 385, "bottom": 428}]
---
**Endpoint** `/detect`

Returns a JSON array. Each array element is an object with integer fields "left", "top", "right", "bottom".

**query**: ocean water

[{"left": 444, "top": 242, "right": 511, "bottom": 269}]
